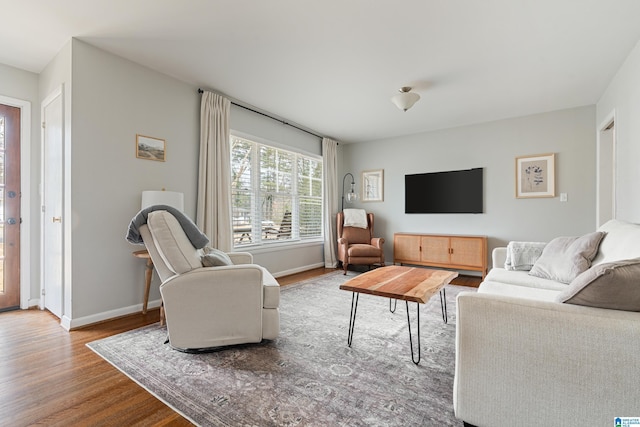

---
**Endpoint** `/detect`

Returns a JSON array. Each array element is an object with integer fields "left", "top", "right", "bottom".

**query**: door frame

[
  {"left": 596, "top": 109, "right": 616, "bottom": 228},
  {"left": 0, "top": 95, "right": 32, "bottom": 310},
  {"left": 40, "top": 85, "right": 67, "bottom": 324}
]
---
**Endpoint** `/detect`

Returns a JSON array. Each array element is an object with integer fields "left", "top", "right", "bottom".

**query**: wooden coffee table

[{"left": 339, "top": 265, "right": 458, "bottom": 364}]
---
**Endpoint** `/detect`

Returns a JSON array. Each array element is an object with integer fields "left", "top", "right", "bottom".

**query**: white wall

[
  {"left": 596, "top": 39, "right": 640, "bottom": 223},
  {"left": 35, "top": 40, "right": 327, "bottom": 326},
  {"left": 339, "top": 106, "right": 597, "bottom": 268},
  {"left": 68, "top": 39, "right": 200, "bottom": 324},
  {"left": 0, "top": 62, "right": 40, "bottom": 305},
  {"left": 20, "top": 34, "right": 631, "bottom": 322}
]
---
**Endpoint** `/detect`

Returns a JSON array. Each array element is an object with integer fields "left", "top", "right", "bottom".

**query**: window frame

[{"left": 230, "top": 131, "right": 324, "bottom": 249}]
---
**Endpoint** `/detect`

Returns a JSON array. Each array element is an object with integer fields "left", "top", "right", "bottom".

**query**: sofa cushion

[
  {"left": 201, "top": 247, "right": 233, "bottom": 267},
  {"left": 593, "top": 219, "right": 640, "bottom": 265},
  {"left": 485, "top": 268, "right": 567, "bottom": 291},
  {"left": 557, "top": 258, "right": 640, "bottom": 311},
  {"left": 348, "top": 244, "right": 381, "bottom": 257},
  {"left": 147, "top": 210, "right": 203, "bottom": 275},
  {"left": 478, "top": 280, "right": 560, "bottom": 302},
  {"left": 528, "top": 231, "right": 605, "bottom": 284}
]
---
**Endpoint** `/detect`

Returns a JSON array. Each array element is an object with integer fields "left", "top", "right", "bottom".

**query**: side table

[{"left": 132, "top": 249, "right": 165, "bottom": 325}]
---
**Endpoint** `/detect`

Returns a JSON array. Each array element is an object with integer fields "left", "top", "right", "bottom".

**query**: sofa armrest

[
  {"left": 454, "top": 292, "right": 640, "bottom": 426},
  {"left": 492, "top": 247, "right": 507, "bottom": 269}
]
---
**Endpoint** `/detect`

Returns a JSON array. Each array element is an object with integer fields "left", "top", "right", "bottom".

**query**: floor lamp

[{"left": 341, "top": 173, "right": 358, "bottom": 211}]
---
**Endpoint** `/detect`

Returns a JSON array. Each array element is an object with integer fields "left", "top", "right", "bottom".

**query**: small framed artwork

[
  {"left": 136, "top": 134, "right": 166, "bottom": 162},
  {"left": 362, "top": 169, "right": 384, "bottom": 202},
  {"left": 516, "top": 153, "right": 555, "bottom": 198}
]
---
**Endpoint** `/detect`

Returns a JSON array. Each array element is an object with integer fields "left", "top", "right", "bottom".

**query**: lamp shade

[
  {"left": 141, "top": 190, "right": 184, "bottom": 211},
  {"left": 391, "top": 87, "right": 420, "bottom": 112}
]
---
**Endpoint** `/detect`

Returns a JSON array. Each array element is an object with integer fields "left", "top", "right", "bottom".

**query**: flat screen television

[{"left": 405, "top": 167, "right": 483, "bottom": 214}]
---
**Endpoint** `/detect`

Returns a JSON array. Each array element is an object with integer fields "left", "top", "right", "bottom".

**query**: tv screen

[{"left": 405, "top": 168, "right": 483, "bottom": 214}]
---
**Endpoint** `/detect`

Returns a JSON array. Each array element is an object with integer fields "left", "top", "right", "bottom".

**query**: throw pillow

[
  {"left": 201, "top": 247, "right": 233, "bottom": 267},
  {"left": 529, "top": 231, "right": 606, "bottom": 284},
  {"left": 557, "top": 258, "right": 640, "bottom": 311}
]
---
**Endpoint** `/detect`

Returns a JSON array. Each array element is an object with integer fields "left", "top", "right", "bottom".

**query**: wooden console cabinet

[{"left": 394, "top": 233, "right": 488, "bottom": 278}]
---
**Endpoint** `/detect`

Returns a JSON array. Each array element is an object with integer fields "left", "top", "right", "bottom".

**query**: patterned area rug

[{"left": 87, "top": 271, "right": 473, "bottom": 426}]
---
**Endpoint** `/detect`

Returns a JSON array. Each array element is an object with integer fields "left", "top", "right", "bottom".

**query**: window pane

[
  {"left": 299, "top": 197, "right": 322, "bottom": 238},
  {"left": 232, "top": 137, "right": 253, "bottom": 245},
  {"left": 260, "top": 146, "right": 293, "bottom": 193},
  {"left": 261, "top": 194, "right": 292, "bottom": 241},
  {"left": 231, "top": 134, "right": 322, "bottom": 247}
]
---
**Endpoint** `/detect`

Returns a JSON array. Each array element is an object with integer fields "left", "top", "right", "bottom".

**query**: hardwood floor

[{"left": 0, "top": 267, "right": 479, "bottom": 426}]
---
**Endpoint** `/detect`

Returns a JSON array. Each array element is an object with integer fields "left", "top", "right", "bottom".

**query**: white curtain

[
  {"left": 322, "top": 138, "right": 339, "bottom": 268},
  {"left": 197, "top": 91, "right": 233, "bottom": 251}
]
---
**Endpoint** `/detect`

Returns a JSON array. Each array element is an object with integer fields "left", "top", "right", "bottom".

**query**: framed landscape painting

[
  {"left": 136, "top": 134, "right": 166, "bottom": 161},
  {"left": 515, "top": 153, "right": 555, "bottom": 198}
]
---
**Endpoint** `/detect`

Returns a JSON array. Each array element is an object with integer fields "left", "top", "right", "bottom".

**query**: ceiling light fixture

[{"left": 391, "top": 86, "right": 420, "bottom": 112}]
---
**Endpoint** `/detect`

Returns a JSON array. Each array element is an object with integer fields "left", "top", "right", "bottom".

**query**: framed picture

[
  {"left": 136, "top": 134, "right": 166, "bottom": 162},
  {"left": 362, "top": 169, "right": 384, "bottom": 202},
  {"left": 516, "top": 153, "right": 555, "bottom": 198}
]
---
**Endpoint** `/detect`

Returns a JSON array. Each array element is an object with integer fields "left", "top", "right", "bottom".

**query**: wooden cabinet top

[{"left": 395, "top": 232, "right": 488, "bottom": 239}]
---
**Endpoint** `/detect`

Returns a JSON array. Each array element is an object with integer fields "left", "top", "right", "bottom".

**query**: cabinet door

[
  {"left": 421, "top": 236, "right": 450, "bottom": 264},
  {"left": 394, "top": 234, "right": 421, "bottom": 262},
  {"left": 450, "top": 237, "right": 484, "bottom": 267}
]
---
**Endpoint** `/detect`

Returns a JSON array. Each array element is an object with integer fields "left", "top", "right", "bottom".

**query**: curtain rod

[{"left": 198, "top": 88, "right": 323, "bottom": 140}]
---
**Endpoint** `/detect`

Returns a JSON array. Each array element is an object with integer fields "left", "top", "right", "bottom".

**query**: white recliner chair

[{"left": 138, "top": 210, "right": 280, "bottom": 351}]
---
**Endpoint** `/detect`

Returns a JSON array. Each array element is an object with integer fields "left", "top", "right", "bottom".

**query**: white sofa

[
  {"left": 453, "top": 219, "right": 640, "bottom": 427},
  {"left": 139, "top": 210, "right": 280, "bottom": 351}
]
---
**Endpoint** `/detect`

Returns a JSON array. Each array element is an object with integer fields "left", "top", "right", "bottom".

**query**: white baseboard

[
  {"left": 43, "top": 263, "right": 327, "bottom": 329},
  {"left": 66, "top": 299, "right": 163, "bottom": 330},
  {"left": 272, "top": 262, "right": 326, "bottom": 279}
]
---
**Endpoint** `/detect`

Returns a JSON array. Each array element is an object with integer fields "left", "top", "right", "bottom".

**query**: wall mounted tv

[{"left": 405, "top": 167, "right": 483, "bottom": 214}]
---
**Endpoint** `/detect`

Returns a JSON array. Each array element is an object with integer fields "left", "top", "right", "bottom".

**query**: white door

[{"left": 41, "top": 89, "right": 64, "bottom": 318}]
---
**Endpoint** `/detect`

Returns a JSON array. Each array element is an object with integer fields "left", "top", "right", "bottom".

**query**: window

[{"left": 231, "top": 135, "right": 323, "bottom": 247}]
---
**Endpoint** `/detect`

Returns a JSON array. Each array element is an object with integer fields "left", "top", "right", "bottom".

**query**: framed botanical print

[
  {"left": 362, "top": 169, "right": 384, "bottom": 202},
  {"left": 516, "top": 153, "right": 555, "bottom": 198}
]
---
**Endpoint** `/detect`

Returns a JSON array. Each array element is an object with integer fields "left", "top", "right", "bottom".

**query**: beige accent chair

[
  {"left": 337, "top": 211, "right": 385, "bottom": 274},
  {"left": 139, "top": 210, "right": 280, "bottom": 351}
]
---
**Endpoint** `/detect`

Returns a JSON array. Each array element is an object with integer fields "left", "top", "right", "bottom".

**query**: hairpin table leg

[
  {"left": 439, "top": 288, "right": 448, "bottom": 324},
  {"left": 347, "top": 292, "right": 359, "bottom": 347},
  {"left": 406, "top": 301, "right": 421, "bottom": 365}
]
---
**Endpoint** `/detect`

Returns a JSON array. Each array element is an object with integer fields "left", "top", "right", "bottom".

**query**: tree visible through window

[{"left": 231, "top": 135, "right": 322, "bottom": 247}]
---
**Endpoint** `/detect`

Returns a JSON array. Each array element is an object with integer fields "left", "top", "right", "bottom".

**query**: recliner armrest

[
  {"left": 227, "top": 251, "right": 253, "bottom": 265},
  {"left": 370, "top": 237, "right": 385, "bottom": 248}
]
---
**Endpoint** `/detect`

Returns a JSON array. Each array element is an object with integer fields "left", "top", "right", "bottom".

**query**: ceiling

[{"left": 2, "top": 1, "right": 640, "bottom": 143}]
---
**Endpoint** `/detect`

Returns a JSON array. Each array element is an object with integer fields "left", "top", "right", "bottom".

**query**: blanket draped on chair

[{"left": 125, "top": 205, "right": 210, "bottom": 249}]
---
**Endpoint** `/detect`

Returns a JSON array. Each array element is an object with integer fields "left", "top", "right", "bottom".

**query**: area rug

[{"left": 87, "top": 271, "right": 473, "bottom": 426}]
